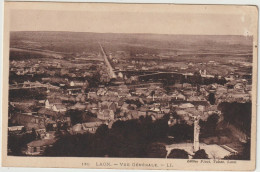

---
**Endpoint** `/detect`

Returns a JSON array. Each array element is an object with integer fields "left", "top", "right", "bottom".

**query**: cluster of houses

[
  {"left": 9, "top": 77, "right": 251, "bottom": 156},
  {"left": 9, "top": 71, "right": 252, "bottom": 133},
  {"left": 8, "top": 48, "right": 252, "bottom": 156},
  {"left": 212, "top": 80, "right": 251, "bottom": 103}
]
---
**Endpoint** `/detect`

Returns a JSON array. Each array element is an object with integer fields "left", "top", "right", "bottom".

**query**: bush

[
  {"left": 146, "top": 142, "right": 167, "bottom": 158},
  {"left": 193, "top": 149, "right": 209, "bottom": 159},
  {"left": 167, "top": 149, "right": 189, "bottom": 159}
]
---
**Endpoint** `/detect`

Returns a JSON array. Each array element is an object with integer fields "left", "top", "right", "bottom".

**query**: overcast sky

[{"left": 8, "top": 3, "right": 256, "bottom": 35}]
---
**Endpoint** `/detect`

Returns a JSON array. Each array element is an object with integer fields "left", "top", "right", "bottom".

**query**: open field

[{"left": 10, "top": 31, "right": 253, "bottom": 63}]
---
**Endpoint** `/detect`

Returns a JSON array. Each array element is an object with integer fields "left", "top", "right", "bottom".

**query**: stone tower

[{"left": 193, "top": 117, "right": 200, "bottom": 152}]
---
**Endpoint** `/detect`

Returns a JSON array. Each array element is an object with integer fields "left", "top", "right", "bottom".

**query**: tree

[
  {"left": 44, "top": 133, "right": 97, "bottom": 157},
  {"left": 46, "top": 123, "right": 54, "bottom": 132},
  {"left": 150, "top": 91, "right": 155, "bottom": 101},
  {"left": 8, "top": 132, "right": 36, "bottom": 155},
  {"left": 224, "top": 139, "right": 250, "bottom": 160},
  {"left": 206, "top": 114, "right": 219, "bottom": 135},
  {"left": 96, "top": 124, "right": 109, "bottom": 138},
  {"left": 214, "top": 74, "right": 219, "bottom": 83},
  {"left": 57, "top": 122, "right": 62, "bottom": 131},
  {"left": 200, "top": 113, "right": 219, "bottom": 137},
  {"left": 43, "top": 117, "right": 178, "bottom": 158},
  {"left": 193, "top": 71, "right": 202, "bottom": 90},
  {"left": 167, "top": 149, "right": 189, "bottom": 159},
  {"left": 61, "top": 122, "right": 68, "bottom": 131},
  {"left": 218, "top": 102, "right": 251, "bottom": 136},
  {"left": 146, "top": 142, "right": 167, "bottom": 158},
  {"left": 152, "top": 119, "right": 169, "bottom": 139},
  {"left": 208, "top": 93, "right": 216, "bottom": 105},
  {"left": 66, "top": 109, "right": 85, "bottom": 126},
  {"left": 193, "top": 149, "right": 209, "bottom": 159},
  {"left": 241, "top": 139, "right": 250, "bottom": 160},
  {"left": 20, "top": 127, "right": 26, "bottom": 134},
  {"left": 168, "top": 123, "right": 193, "bottom": 142},
  {"left": 88, "top": 72, "right": 101, "bottom": 87},
  {"left": 31, "top": 128, "right": 37, "bottom": 139}
]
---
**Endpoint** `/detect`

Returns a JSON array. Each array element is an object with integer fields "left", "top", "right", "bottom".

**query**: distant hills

[
  {"left": 10, "top": 31, "right": 253, "bottom": 55},
  {"left": 11, "top": 31, "right": 253, "bottom": 45}
]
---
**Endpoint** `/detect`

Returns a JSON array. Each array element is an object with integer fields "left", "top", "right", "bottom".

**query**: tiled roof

[{"left": 38, "top": 108, "right": 57, "bottom": 116}]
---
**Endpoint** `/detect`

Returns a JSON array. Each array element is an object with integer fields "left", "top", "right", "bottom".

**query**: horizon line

[{"left": 9, "top": 30, "right": 253, "bottom": 37}]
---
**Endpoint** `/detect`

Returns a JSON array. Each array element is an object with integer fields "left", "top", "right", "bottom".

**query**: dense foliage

[
  {"left": 168, "top": 123, "right": 193, "bottom": 142},
  {"left": 8, "top": 128, "right": 37, "bottom": 155},
  {"left": 193, "top": 149, "right": 209, "bottom": 159},
  {"left": 199, "top": 113, "right": 219, "bottom": 138},
  {"left": 218, "top": 102, "right": 251, "bottom": 136},
  {"left": 146, "top": 142, "right": 167, "bottom": 158},
  {"left": 167, "top": 149, "right": 189, "bottom": 159},
  {"left": 224, "top": 139, "right": 250, "bottom": 160},
  {"left": 9, "top": 88, "right": 47, "bottom": 101},
  {"left": 66, "top": 109, "right": 96, "bottom": 126},
  {"left": 44, "top": 116, "right": 170, "bottom": 157},
  {"left": 208, "top": 93, "right": 216, "bottom": 105}
]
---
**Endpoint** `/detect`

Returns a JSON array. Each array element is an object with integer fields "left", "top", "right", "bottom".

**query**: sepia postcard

[{"left": 1, "top": 2, "right": 258, "bottom": 171}]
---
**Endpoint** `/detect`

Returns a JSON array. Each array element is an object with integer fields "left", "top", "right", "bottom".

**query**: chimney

[{"left": 193, "top": 117, "right": 200, "bottom": 152}]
